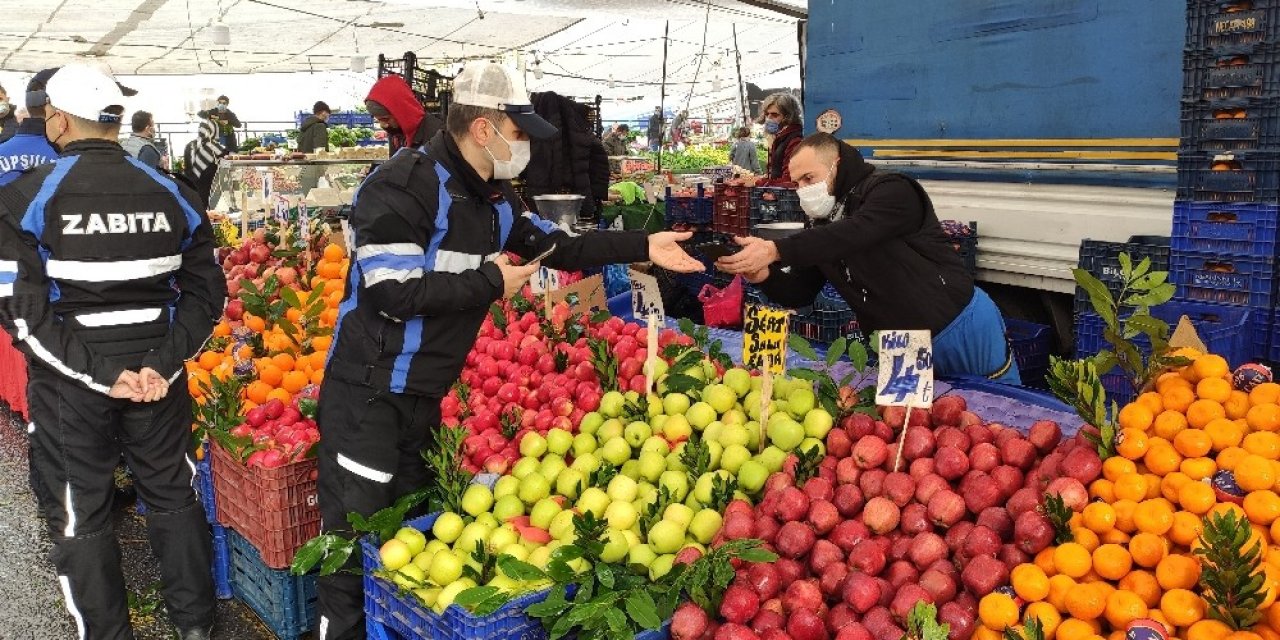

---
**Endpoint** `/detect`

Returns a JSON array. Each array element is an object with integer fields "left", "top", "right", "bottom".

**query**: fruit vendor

[
  {"left": 0, "top": 64, "right": 226, "bottom": 640},
  {"left": 717, "top": 132, "right": 1020, "bottom": 385},
  {"left": 364, "top": 74, "right": 443, "bottom": 154},
  {"left": 316, "top": 60, "right": 703, "bottom": 639}
]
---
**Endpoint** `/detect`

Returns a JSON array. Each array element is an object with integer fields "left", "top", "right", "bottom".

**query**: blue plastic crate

[
  {"left": 228, "top": 528, "right": 317, "bottom": 639},
  {"left": 351, "top": 112, "right": 375, "bottom": 127},
  {"left": 1186, "top": 1, "right": 1280, "bottom": 52},
  {"left": 212, "top": 523, "right": 232, "bottom": 600},
  {"left": 1007, "top": 318, "right": 1053, "bottom": 376},
  {"left": 1075, "top": 301, "right": 1258, "bottom": 367},
  {"left": 664, "top": 184, "right": 714, "bottom": 228},
  {"left": 1102, "top": 371, "right": 1140, "bottom": 411},
  {"left": 1177, "top": 150, "right": 1280, "bottom": 203},
  {"left": 1173, "top": 200, "right": 1280, "bottom": 255},
  {"left": 363, "top": 513, "right": 557, "bottom": 640},
  {"left": 748, "top": 187, "right": 806, "bottom": 228},
  {"left": 1171, "top": 250, "right": 1277, "bottom": 308},
  {"left": 1073, "top": 238, "right": 1172, "bottom": 315},
  {"left": 1270, "top": 308, "right": 1280, "bottom": 362},
  {"left": 369, "top": 613, "right": 670, "bottom": 640}
]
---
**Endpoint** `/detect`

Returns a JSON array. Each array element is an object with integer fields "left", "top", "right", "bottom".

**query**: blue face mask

[
  {"left": 764, "top": 120, "right": 781, "bottom": 134},
  {"left": 217, "top": 103, "right": 228, "bottom": 111}
]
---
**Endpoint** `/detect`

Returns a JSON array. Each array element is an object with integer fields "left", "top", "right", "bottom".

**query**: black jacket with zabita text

[{"left": 0, "top": 139, "right": 227, "bottom": 393}]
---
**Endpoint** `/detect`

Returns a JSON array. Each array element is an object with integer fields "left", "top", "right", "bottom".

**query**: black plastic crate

[
  {"left": 1183, "top": 45, "right": 1280, "bottom": 102},
  {"left": 1180, "top": 98, "right": 1280, "bottom": 151},
  {"left": 1177, "top": 149, "right": 1280, "bottom": 202},
  {"left": 749, "top": 187, "right": 806, "bottom": 228},
  {"left": 1171, "top": 249, "right": 1278, "bottom": 307},
  {"left": 1007, "top": 318, "right": 1053, "bottom": 377},
  {"left": 377, "top": 52, "right": 453, "bottom": 117},
  {"left": 1187, "top": 0, "right": 1280, "bottom": 51},
  {"left": 664, "top": 184, "right": 714, "bottom": 228},
  {"left": 1172, "top": 200, "right": 1280, "bottom": 255},
  {"left": 941, "top": 221, "right": 980, "bottom": 277},
  {"left": 1073, "top": 238, "right": 1172, "bottom": 315}
]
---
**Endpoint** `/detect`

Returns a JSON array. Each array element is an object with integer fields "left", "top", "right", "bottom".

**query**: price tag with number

[
  {"left": 530, "top": 267, "right": 561, "bottom": 294},
  {"left": 875, "top": 330, "right": 934, "bottom": 408},
  {"left": 274, "top": 197, "right": 289, "bottom": 222},
  {"left": 742, "top": 304, "right": 791, "bottom": 375},
  {"left": 262, "top": 170, "right": 273, "bottom": 202},
  {"left": 629, "top": 269, "right": 664, "bottom": 320}
]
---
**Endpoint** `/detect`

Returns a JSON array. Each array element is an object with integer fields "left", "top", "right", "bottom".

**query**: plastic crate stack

[
  {"left": 1178, "top": 0, "right": 1280, "bottom": 364},
  {"left": 377, "top": 51, "right": 454, "bottom": 118},
  {"left": 940, "top": 220, "right": 979, "bottom": 277},
  {"left": 294, "top": 110, "right": 374, "bottom": 128},
  {"left": 664, "top": 184, "right": 714, "bottom": 231},
  {"left": 748, "top": 187, "right": 806, "bottom": 231}
]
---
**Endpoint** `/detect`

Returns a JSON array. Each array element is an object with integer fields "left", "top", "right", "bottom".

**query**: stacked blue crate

[{"left": 1176, "top": 0, "right": 1280, "bottom": 364}]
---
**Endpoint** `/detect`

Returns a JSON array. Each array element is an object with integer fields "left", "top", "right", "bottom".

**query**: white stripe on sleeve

[
  {"left": 356, "top": 243, "right": 423, "bottom": 260},
  {"left": 364, "top": 267, "right": 423, "bottom": 287}
]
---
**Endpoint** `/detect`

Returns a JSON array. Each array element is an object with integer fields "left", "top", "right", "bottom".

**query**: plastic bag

[{"left": 698, "top": 275, "right": 745, "bottom": 328}]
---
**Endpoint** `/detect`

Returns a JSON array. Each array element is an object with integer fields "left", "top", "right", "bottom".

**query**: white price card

[
  {"left": 629, "top": 269, "right": 665, "bottom": 320},
  {"left": 875, "top": 330, "right": 934, "bottom": 408},
  {"left": 530, "top": 267, "right": 561, "bottom": 294}
]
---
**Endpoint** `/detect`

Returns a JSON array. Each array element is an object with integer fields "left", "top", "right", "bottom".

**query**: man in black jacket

[
  {"left": 297, "top": 101, "right": 331, "bottom": 153},
  {"left": 315, "top": 61, "right": 701, "bottom": 639},
  {"left": 0, "top": 64, "right": 225, "bottom": 640},
  {"left": 718, "top": 133, "right": 1018, "bottom": 384},
  {"left": 197, "top": 95, "right": 240, "bottom": 150}
]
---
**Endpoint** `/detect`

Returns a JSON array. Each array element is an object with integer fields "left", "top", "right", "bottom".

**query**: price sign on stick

[
  {"left": 274, "top": 197, "right": 289, "bottom": 223},
  {"left": 645, "top": 314, "right": 659, "bottom": 394},
  {"left": 742, "top": 304, "right": 791, "bottom": 375},
  {"left": 629, "top": 269, "right": 665, "bottom": 319},
  {"left": 758, "top": 361, "right": 773, "bottom": 453},
  {"left": 876, "top": 330, "right": 935, "bottom": 408},
  {"left": 530, "top": 267, "right": 560, "bottom": 294}
]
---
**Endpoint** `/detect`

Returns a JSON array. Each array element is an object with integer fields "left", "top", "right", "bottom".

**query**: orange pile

[
  {"left": 186, "top": 241, "right": 348, "bottom": 414},
  {"left": 977, "top": 351, "right": 1280, "bottom": 640}
]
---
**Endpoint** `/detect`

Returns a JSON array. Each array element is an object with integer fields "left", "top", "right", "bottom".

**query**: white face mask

[
  {"left": 798, "top": 162, "right": 838, "bottom": 219},
  {"left": 484, "top": 120, "right": 531, "bottom": 180}
]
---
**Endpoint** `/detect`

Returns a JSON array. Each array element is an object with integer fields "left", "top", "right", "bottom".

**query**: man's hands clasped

[{"left": 109, "top": 367, "right": 170, "bottom": 403}]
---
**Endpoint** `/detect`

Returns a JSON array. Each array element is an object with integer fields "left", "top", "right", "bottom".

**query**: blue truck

[{"left": 802, "top": 1, "right": 1188, "bottom": 338}]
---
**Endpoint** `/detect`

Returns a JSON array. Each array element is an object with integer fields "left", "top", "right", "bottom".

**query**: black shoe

[{"left": 177, "top": 627, "right": 213, "bottom": 640}]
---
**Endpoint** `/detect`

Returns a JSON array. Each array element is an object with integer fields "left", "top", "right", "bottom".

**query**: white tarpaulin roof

[{"left": 1, "top": 0, "right": 803, "bottom": 118}]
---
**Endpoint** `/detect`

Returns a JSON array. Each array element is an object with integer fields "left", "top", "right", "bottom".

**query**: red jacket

[{"left": 366, "top": 76, "right": 425, "bottom": 152}]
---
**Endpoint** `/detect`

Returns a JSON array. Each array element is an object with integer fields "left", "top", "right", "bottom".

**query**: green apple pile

[{"left": 377, "top": 359, "right": 836, "bottom": 617}]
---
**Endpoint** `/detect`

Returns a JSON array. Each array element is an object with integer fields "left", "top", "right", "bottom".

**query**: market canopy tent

[{"left": 1, "top": 0, "right": 803, "bottom": 115}]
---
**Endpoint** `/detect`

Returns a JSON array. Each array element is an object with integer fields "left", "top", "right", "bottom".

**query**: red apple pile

[
  {"left": 218, "top": 229, "right": 304, "bottom": 317},
  {"left": 227, "top": 389, "right": 321, "bottom": 469},
  {"left": 446, "top": 299, "right": 695, "bottom": 474},
  {"left": 685, "top": 396, "right": 1103, "bottom": 640}
]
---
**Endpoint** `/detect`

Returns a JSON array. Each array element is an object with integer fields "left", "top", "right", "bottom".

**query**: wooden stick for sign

[
  {"left": 645, "top": 313, "right": 658, "bottom": 395},
  {"left": 544, "top": 270, "right": 553, "bottom": 322},
  {"left": 891, "top": 396, "right": 915, "bottom": 473},
  {"left": 240, "top": 189, "right": 249, "bottom": 239},
  {"left": 758, "top": 358, "right": 773, "bottom": 454}
]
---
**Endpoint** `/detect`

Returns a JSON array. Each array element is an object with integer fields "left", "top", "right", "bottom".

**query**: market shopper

[
  {"left": 121, "top": 110, "right": 162, "bottom": 169},
  {"left": 197, "top": 95, "right": 241, "bottom": 150},
  {"left": 668, "top": 109, "right": 689, "bottom": 149},
  {"left": 603, "top": 123, "right": 630, "bottom": 156},
  {"left": 297, "top": 100, "right": 332, "bottom": 153},
  {"left": 0, "top": 84, "right": 18, "bottom": 143},
  {"left": 0, "top": 69, "right": 59, "bottom": 186},
  {"left": 0, "top": 64, "right": 225, "bottom": 640},
  {"left": 647, "top": 106, "right": 664, "bottom": 152},
  {"left": 717, "top": 133, "right": 1019, "bottom": 384},
  {"left": 183, "top": 118, "right": 225, "bottom": 208},
  {"left": 729, "top": 126, "right": 759, "bottom": 173},
  {"left": 759, "top": 92, "right": 804, "bottom": 183},
  {"left": 315, "top": 60, "right": 702, "bottom": 639},
  {"left": 364, "top": 75, "right": 442, "bottom": 153}
]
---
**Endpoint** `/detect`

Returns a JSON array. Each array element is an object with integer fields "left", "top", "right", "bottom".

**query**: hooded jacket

[
  {"left": 297, "top": 115, "right": 329, "bottom": 153},
  {"left": 0, "top": 118, "right": 57, "bottom": 186},
  {"left": 757, "top": 140, "right": 973, "bottom": 334},
  {"left": 523, "top": 91, "right": 609, "bottom": 219},
  {"left": 365, "top": 76, "right": 442, "bottom": 153},
  {"left": 326, "top": 131, "right": 648, "bottom": 398}
]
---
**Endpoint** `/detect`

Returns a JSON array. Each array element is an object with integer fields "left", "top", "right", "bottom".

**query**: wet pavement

[{"left": 0, "top": 405, "right": 309, "bottom": 639}]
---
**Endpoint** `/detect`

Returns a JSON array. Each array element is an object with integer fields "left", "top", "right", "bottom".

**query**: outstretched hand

[
  {"left": 647, "top": 232, "right": 704, "bottom": 273},
  {"left": 715, "top": 236, "right": 779, "bottom": 276}
]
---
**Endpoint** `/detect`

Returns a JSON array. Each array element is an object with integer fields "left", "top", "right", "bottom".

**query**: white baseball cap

[
  {"left": 44, "top": 64, "right": 129, "bottom": 124},
  {"left": 452, "top": 61, "right": 557, "bottom": 139}
]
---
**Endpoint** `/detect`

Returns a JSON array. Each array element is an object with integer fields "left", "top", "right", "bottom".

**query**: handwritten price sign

[
  {"left": 530, "top": 267, "right": 561, "bottom": 294},
  {"left": 742, "top": 304, "right": 791, "bottom": 375},
  {"left": 629, "top": 269, "right": 665, "bottom": 320},
  {"left": 875, "top": 330, "right": 934, "bottom": 408}
]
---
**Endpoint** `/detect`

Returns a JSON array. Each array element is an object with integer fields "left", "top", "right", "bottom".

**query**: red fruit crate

[
  {"left": 210, "top": 441, "right": 320, "bottom": 569},
  {"left": 713, "top": 182, "right": 751, "bottom": 236}
]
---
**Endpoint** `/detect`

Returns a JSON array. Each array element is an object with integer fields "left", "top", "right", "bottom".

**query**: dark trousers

[
  {"left": 26, "top": 365, "right": 214, "bottom": 640},
  {"left": 314, "top": 377, "right": 440, "bottom": 640}
]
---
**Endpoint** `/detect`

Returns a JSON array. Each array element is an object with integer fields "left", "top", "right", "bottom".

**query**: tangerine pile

[
  {"left": 978, "top": 351, "right": 1280, "bottom": 640},
  {"left": 186, "top": 241, "right": 348, "bottom": 415}
]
